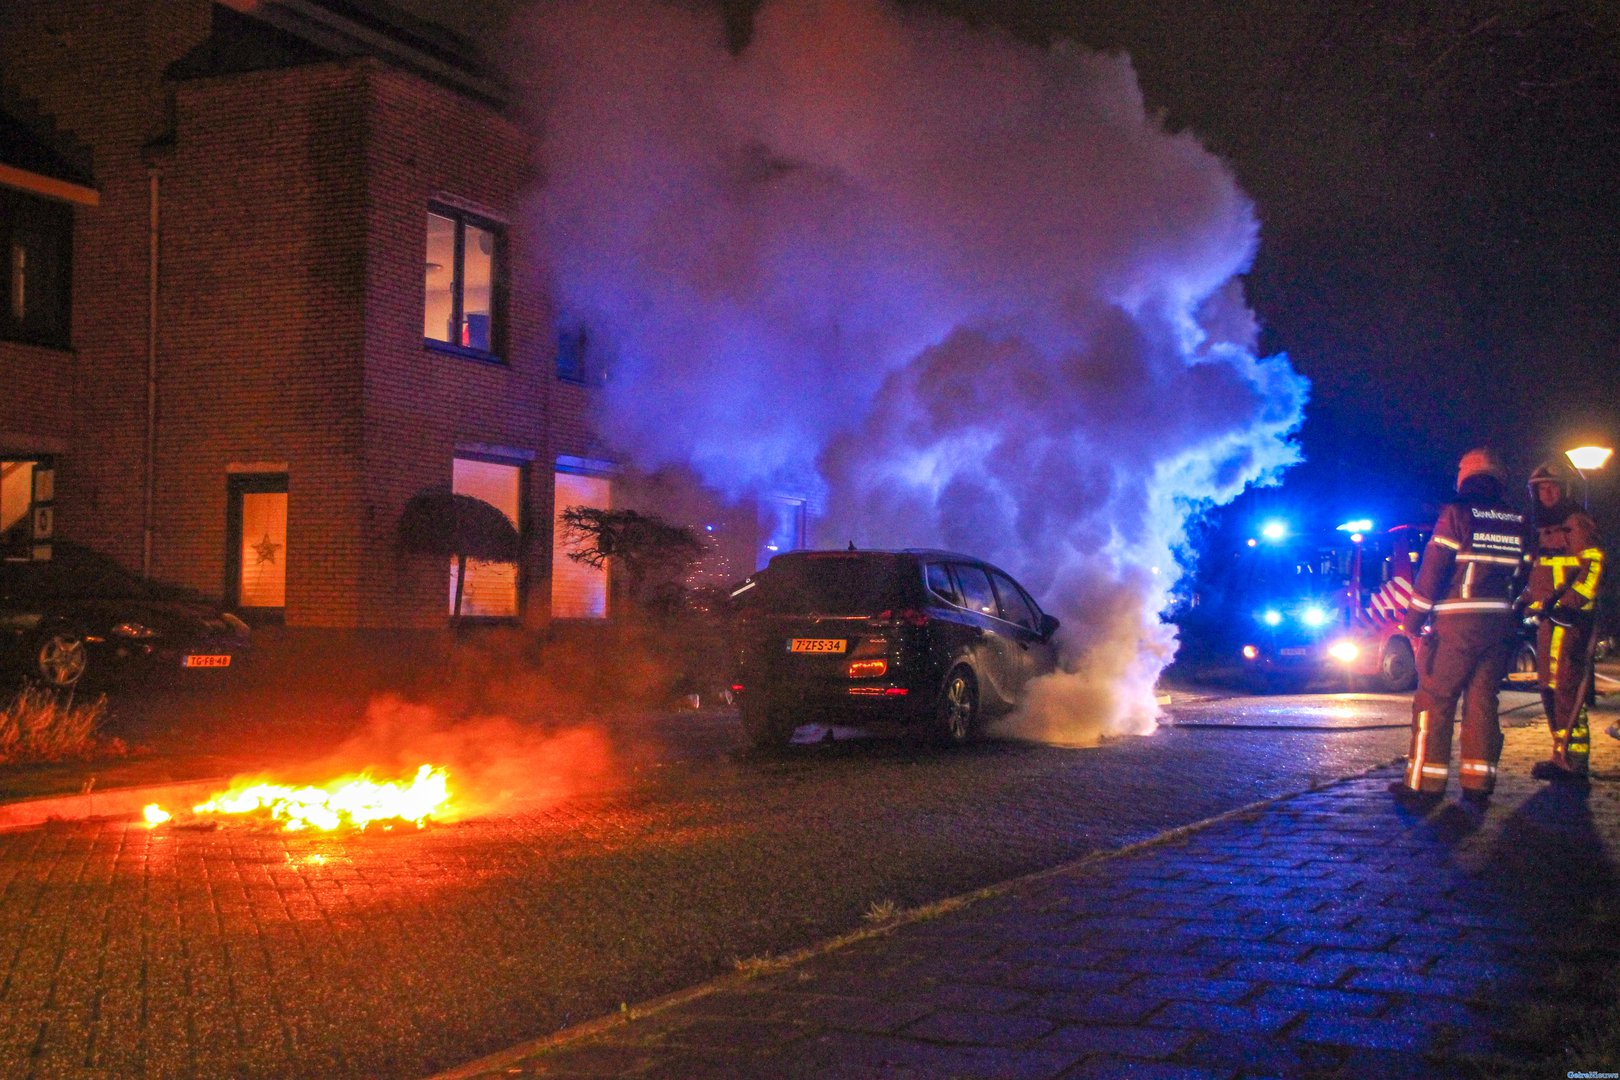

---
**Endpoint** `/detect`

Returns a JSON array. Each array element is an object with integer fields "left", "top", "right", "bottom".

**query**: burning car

[
  {"left": 0, "top": 542, "right": 251, "bottom": 689},
  {"left": 729, "top": 549, "right": 1059, "bottom": 749}
]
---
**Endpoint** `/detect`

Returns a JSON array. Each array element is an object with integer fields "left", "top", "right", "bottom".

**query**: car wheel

[
  {"left": 935, "top": 666, "right": 979, "bottom": 746},
  {"left": 34, "top": 629, "right": 89, "bottom": 688},
  {"left": 1378, "top": 638, "right": 1418, "bottom": 693},
  {"left": 739, "top": 701, "right": 793, "bottom": 752},
  {"left": 1505, "top": 639, "right": 1537, "bottom": 688}
]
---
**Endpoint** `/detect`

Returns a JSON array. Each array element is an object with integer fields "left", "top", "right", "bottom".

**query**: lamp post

[{"left": 1564, "top": 445, "right": 1613, "bottom": 511}]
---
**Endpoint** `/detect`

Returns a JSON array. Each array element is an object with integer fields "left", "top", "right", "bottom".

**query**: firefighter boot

[{"left": 1387, "top": 780, "right": 1442, "bottom": 809}]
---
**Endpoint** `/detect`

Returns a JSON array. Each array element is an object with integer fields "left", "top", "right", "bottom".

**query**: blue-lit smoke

[{"left": 517, "top": 0, "right": 1308, "bottom": 741}]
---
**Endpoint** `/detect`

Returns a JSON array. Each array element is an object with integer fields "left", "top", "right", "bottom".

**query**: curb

[
  {"left": 429, "top": 758, "right": 1404, "bottom": 1080},
  {"left": 0, "top": 779, "right": 230, "bottom": 832}
]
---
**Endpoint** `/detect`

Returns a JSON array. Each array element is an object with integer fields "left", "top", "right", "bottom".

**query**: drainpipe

[{"left": 142, "top": 167, "right": 159, "bottom": 579}]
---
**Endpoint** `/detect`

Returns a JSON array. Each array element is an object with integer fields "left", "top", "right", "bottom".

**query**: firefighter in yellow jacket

[
  {"left": 1393, "top": 448, "right": 1533, "bottom": 806},
  {"left": 1523, "top": 459, "right": 1605, "bottom": 783}
]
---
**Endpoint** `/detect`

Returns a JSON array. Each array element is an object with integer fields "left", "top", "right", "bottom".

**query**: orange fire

[{"left": 146, "top": 764, "right": 451, "bottom": 832}]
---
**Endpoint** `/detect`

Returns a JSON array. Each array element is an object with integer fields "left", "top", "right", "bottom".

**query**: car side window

[
  {"left": 925, "top": 561, "right": 960, "bottom": 606},
  {"left": 952, "top": 564, "right": 998, "bottom": 619},
  {"left": 990, "top": 571, "right": 1038, "bottom": 630}
]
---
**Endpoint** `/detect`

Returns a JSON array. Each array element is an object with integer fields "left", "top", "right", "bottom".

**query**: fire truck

[{"left": 1188, "top": 518, "right": 1536, "bottom": 693}]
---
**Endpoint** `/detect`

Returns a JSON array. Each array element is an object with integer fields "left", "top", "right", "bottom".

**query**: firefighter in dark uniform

[
  {"left": 1523, "top": 459, "right": 1605, "bottom": 783},
  {"left": 1393, "top": 448, "right": 1533, "bottom": 805}
]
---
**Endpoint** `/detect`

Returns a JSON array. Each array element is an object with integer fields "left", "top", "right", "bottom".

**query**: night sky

[{"left": 406, "top": 0, "right": 1619, "bottom": 528}]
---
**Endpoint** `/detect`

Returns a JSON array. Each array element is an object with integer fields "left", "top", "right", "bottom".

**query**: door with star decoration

[{"left": 226, "top": 473, "right": 288, "bottom": 620}]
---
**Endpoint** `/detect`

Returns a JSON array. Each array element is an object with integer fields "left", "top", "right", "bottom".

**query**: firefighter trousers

[
  {"left": 1536, "top": 617, "right": 1594, "bottom": 775},
  {"left": 1405, "top": 616, "right": 1513, "bottom": 794}
]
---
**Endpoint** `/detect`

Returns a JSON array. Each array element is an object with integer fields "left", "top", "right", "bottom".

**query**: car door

[
  {"left": 948, "top": 563, "right": 1021, "bottom": 712},
  {"left": 988, "top": 569, "right": 1057, "bottom": 696}
]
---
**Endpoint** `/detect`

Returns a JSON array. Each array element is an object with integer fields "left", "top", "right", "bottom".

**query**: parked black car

[
  {"left": 730, "top": 549, "right": 1060, "bottom": 749},
  {"left": 0, "top": 543, "right": 251, "bottom": 690}
]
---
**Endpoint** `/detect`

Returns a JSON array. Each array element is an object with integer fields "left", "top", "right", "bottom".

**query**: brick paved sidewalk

[{"left": 446, "top": 719, "right": 1620, "bottom": 1079}]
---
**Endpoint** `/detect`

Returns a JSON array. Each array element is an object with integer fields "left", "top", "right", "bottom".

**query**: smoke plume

[{"left": 513, "top": 0, "right": 1308, "bottom": 741}]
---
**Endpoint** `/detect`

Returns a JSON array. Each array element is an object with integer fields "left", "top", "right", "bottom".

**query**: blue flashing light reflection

[
  {"left": 1262, "top": 609, "right": 1283, "bottom": 626},
  {"left": 1260, "top": 521, "right": 1288, "bottom": 541}
]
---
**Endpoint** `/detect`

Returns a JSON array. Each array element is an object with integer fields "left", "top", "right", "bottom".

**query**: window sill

[{"left": 425, "top": 340, "right": 507, "bottom": 366}]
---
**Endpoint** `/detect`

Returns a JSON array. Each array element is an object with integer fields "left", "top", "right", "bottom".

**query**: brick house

[{"left": 0, "top": 0, "right": 633, "bottom": 630}]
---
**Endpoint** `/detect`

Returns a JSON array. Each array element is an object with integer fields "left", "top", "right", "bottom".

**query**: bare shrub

[{"left": 0, "top": 685, "right": 123, "bottom": 763}]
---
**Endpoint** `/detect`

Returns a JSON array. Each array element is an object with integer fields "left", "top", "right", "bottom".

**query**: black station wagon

[{"left": 730, "top": 549, "right": 1060, "bottom": 750}]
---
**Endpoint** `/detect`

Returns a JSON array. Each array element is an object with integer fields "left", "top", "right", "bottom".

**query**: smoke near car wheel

[{"left": 935, "top": 666, "right": 979, "bottom": 746}]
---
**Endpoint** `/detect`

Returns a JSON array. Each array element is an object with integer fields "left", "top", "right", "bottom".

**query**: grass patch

[
  {"left": 0, "top": 685, "right": 124, "bottom": 763},
  {"left": 1433, "top": 912, "right": 1620, "bottom": 1077}
]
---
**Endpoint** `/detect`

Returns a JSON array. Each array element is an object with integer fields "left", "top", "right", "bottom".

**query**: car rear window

[{"left": 753, "top": 554, "right": 911, "bottom": 615}]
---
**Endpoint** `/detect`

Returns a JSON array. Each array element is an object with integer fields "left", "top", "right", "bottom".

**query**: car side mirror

[{"left": 1039, "top": 613, "right": 1060, "bottom": 640}]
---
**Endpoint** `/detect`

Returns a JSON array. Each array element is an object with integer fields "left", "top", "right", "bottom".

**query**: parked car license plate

[
  {"left": 789, "top": 638, "right": 847, "bottom": 654},
  {"left": 183, "top": 655, "right": 232, "bottom": 668},
  {"left": 1279, "top": 647, "right": 1308, "bottom": 656}
]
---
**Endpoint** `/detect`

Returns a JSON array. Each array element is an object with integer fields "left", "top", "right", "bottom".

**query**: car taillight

[
  {"left": 871, "top": 608, "right": 929, "bottom": 628},
  {"left": 847, "top": 659, "right": 888, "bottom": 679}
]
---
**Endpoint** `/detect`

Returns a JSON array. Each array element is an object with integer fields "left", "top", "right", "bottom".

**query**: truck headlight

[{"left": 1328, "top": 640, "right": 1359, "bottom": 663}]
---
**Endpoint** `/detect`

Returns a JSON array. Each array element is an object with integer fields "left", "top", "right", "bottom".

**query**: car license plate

[
  {"left": 1279, "top": 647, "right": 1308, "bottom": 657},
  {"left": 790, "top": 638, "right": 846, "bottom": 654},
  {"left": 183, "top": 655, "right": 232, "bottom": 668}
]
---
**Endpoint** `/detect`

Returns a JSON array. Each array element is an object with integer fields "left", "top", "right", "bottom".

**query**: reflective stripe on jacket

[{"left": 1525, "top": 506, "right": 1604, "bottom": 614}]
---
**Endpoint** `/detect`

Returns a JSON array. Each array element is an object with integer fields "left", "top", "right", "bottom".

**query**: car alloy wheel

[
  {"left": 36, "top": 631, "right": 89, "bottom": 688},
  {"left": 936, "top": 666, "right": 978, "bottom": 746}
]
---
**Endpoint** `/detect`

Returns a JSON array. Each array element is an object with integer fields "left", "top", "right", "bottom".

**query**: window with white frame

[
  {"left": 450, "top": 456, "right": 522, "bottom": 619},
  {"left": 551, "top": 470, "right": 612, "bottom": 619}
]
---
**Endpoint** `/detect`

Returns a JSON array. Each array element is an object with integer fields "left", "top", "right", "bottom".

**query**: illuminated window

[
  {"left": 424, "top": 204, "right": 504, "bottom": 360},
  {"left": 552, "top": 470, "right": 612, "bottom": 619},
  {"left": 1, "top": 460, "right": 37, "bottom": 558},
  {"left": 0, "top": 188, "right": 71, "bottom": 350},
  {"left": 450, "top": 456, "right": 522, "bottom": 619}
]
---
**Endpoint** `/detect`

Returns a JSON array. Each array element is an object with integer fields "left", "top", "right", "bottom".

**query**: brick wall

[
  {"left": 2, "top": 1, "right": 608, "bottom": 628},
  {"left": 359, "top": 65, "right": 597, "bottom": 628},
  {"left": 0, "top": 0, "right": 215, "bottom": 569},
  {"left": 0, "top": 342, "right": 73, "bottom": 451},
  {"left": 155, "top": 61, "right": 370, "bottom": 626}
]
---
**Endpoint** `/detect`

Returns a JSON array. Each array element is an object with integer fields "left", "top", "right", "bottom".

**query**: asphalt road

[{"left": 0, "top": 688, "right": 1440, "bottom": 1078}]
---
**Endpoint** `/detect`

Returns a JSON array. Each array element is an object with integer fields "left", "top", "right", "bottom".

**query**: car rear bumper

[{"left": 735, "top": 674, "right": 935, "bottom": 725}]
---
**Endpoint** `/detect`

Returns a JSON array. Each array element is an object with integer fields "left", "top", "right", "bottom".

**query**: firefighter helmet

[
  {"left": 1456, "top": 447, "right": 1507, "bottom": 490},
  {"left": 1527, "top": 459, "right": 1578, "bottom": 499}
]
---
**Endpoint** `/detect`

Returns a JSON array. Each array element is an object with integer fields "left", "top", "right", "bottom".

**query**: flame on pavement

[{"left": 145, "top": 764, "right": 451, "bottom": 832}]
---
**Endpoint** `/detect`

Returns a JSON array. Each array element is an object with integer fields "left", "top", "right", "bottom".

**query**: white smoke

[{"left": 512, "top": 0, "right": 1308, "bottom": 742}]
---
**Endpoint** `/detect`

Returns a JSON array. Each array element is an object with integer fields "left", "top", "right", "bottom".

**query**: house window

[
  {"left": 450, "top": 456, "right": 522, "bottom": 619},
  {"left": 556, "top": 325, "right": 589, "bottom": 383},
  {"left": 424, "top": 204, "right": 504, "bottom": 361},
  {"left": 552, "top": 469, "right": 612, "bottom": 619},
  {"left": 0, "top": 188, "right": 71, "bottom": 350}
]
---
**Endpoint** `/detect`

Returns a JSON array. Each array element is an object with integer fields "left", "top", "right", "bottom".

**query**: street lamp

[{"left": 1564, "top": 445, "right": 1612, "bottom": 510}]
